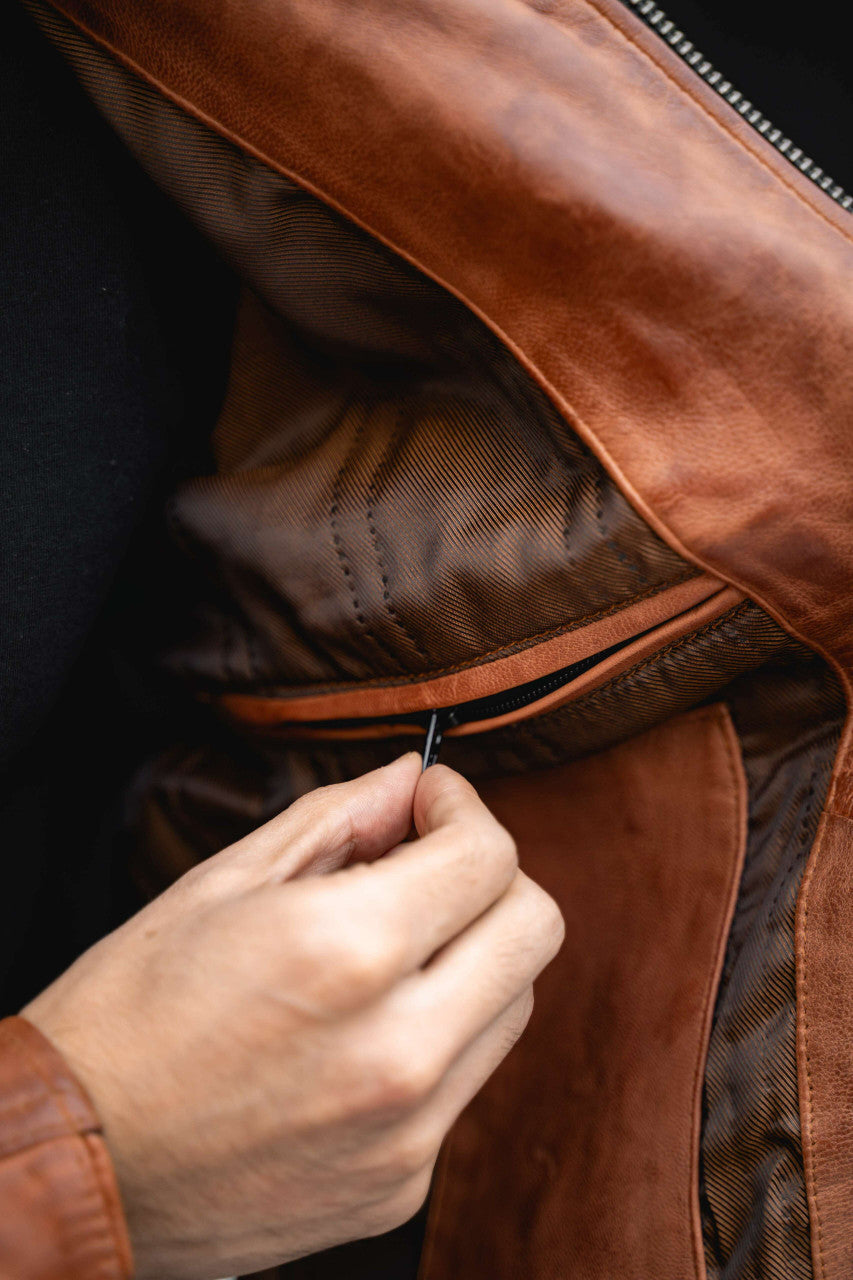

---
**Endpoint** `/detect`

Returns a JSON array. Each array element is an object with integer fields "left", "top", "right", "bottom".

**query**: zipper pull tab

[{"left": 422, "top": 709, "right": 446, "bottom": 771}]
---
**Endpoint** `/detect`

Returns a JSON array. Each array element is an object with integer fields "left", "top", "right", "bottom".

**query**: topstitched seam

[
  {"left": 222, "top": 570, "right": 701, "bottom": 699},
  {"left": 548, "top": 0, "right": 853, "bottom": 246},
  {"left": 83, "top": 1133, "right": 130, "bottom": 1278},
  {"left": 329, "top": 400, "right": 408, "bottom": 676},
  {"left": 365, "top": 408, "right": 431, "bottom": 664},
  {"left": 800, "top": 838, "right": 828, "bottom": 1280},
  {"left": 592, "top": 466, "right": 646, "bottom": 582},
  {"left": 687, "top": 707, "right": 745, "bottom": 1280},
  {"left": 63, "top": 1132, "right": 113, "bottom": 1279}
]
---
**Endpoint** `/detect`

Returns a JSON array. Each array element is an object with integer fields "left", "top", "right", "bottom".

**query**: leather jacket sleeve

[{"left": 0, "top": 1017, "right": 133, "bottom": 1280}]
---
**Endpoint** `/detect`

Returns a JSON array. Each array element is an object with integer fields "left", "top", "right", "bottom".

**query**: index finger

[{"left": 304, "top": 766, "right": 520, "bottom": 995}]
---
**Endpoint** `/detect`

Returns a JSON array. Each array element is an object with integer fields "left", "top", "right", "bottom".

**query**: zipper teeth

[
  {"left": 446, "top": 652, "right": 604, "bottom": 725},
  {"left": 622, "top": 0, "right": 853, "bottom": 212}
]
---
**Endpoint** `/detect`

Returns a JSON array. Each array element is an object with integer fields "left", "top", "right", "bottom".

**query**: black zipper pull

[{"left": 422, "top": 709, "right": 449, "bottom": 771}]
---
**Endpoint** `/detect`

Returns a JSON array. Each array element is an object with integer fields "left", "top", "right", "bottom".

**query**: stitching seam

[
  {"left": 365, "top": 409, "right": 431, "bottom": 663},
  {"left": 329, "top": 402, "right": 407, "bottom": 674},
  {"left": 230, "top": 569, "right": 700, "bottom": 698},
  {"left": 801, "top": 850, "right": 827, "bottom": 1280},
  {"left": 572, "top": 0, "right": 853, "bottom": 246},
  {"left": 687, "top": 707, "right": 744, "bottom": 1280}
]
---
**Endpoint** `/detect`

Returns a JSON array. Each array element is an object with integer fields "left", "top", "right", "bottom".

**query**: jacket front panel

[{"left": 24, "top": 2, "right": 853, "bottom": 1278}]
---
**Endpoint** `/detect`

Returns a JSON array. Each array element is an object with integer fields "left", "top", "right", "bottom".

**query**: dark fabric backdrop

[{"left": 0, "top": 2, "right": 848, "bottom": 1274}]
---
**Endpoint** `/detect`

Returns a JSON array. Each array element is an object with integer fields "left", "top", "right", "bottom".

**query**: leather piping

[
  {"left": 223, "top": 583, "right": 743, "bottom": 736},
  {"left": 38, "top": 3, "right": 853, "bottom": 1273},
  {"left": 218, "top": 572, "right": 724, "bottom": 722}
]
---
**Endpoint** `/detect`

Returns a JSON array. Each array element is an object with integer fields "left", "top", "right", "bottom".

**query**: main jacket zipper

[{"left": 620, "top": 0, "right": 853, "bottom": 212}]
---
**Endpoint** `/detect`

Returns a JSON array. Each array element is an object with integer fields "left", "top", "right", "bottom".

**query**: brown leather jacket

[{"left": 4, "top": 0, "right": 853, "bottom": 1277}]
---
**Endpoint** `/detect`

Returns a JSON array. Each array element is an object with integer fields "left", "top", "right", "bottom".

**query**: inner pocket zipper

[
  {"left": 294, "top": 637, "right": 639, "bottom": 770},
  {"left": 216, "top": 576, "right": 744, "bottom": 762},
  {"left": 419, "top": 637, "right": 634, "bottom": 767}
]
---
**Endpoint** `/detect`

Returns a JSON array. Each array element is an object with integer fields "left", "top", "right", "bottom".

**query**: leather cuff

[{"left": 0, "top": 1015, "right": 133, "bottom": 1279}]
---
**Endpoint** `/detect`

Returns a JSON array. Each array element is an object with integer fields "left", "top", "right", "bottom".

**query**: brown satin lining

[
  {"left": 30, "top": 3, "right": 853, "bottom": 1273},
  {"left": 701, "top": 656, "right": 844, "bottom": 1280},
  {"left": 218, "top": 580, "right": 740, "bottom": 733}
]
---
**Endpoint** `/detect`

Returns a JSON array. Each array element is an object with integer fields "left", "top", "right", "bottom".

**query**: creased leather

[
  {"left": 419, "top": 705, "right": 747, "bottom": 1280},
  {"left": 0, "top": 1017, "right": 133, "bottom": 1280},
  {"left": 32, "top": 0, "right": 853, "bottom": 1272},
  {"left": 37, "top": 0, "right": 853, "bottom": 659}
]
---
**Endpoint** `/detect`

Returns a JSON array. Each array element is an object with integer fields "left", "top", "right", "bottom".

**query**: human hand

[{"left": 23, "top": 755, "right": 564, "bottom": 1279}]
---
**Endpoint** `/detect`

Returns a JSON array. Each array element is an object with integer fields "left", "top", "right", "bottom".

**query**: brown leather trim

[
  {"left": 219, "top": 581, "right": 741, "bottom": 732},
  {"left": 0, "top": 1017, "right": 133, "bottom": 1280},
  {"left": 217, "top": 572, "right": 721, "bottom": 720},
  {"left": 40, "top": 0, "right": 853, "bottom": 1267},
  {"left": 419, "top": 704, "right": 747, "bottom": 1279},
  {"left": 40, "top": 0, "right": 853, "bottom": 664},
  {"left": 796, "top": 701, "right": 853, "bottom": 1280}
]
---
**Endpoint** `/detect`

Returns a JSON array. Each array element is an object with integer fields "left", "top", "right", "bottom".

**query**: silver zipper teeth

[{"left": 622, "top": 0, "right": 853, "bottom": 212}]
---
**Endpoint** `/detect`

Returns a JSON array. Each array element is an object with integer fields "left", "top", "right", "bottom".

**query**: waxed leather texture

[
  {"left": 0, "top": 1017, "right": 132, "bottom": 1280},
  {"left": 420, "top": 705, "right": 747, "bottom": 1280},
  {"left": 27, "top": 0, "right": 853, "bottom": 1275},
  {"left": 34, "top": 0, "right": 853, "bottom": 653},
  {"left": 3, "top": 6, "right": 701, "bottom": 698}
]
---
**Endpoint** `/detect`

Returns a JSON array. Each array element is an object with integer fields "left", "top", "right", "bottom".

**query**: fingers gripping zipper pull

[{"left": 422, "top": 709, "right": 448, "bottom": 771}]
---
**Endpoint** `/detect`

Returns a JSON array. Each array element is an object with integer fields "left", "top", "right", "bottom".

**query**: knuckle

[
  {"left": 192, "top": 860, "right": 243, "bottom": 899},
  {"left": 284, "top": 788, "right": 320, "bottom": 825},
  {"left": 289, "top": 786, "right": 355, "bottom": 849},
  {"left": 280, "top": 906, "right": 397, "bottom": 1011},
  {"left": 340, "top": 936, "right": 388, "bottom": 992},
  {"left": 368, "top": 1048, "right": 441, "bottom": 1114},
  {"left": 538, "top": 893, "right": 566, "bottom": 955},
  {"left": 368, "top": 1169, "right": 434, "bottom": 1236},
  {"left": 492, "top": 822, "right": 519, "bottom": 870},
  {"left": 463, "top": 817, "right": 517, "bottom": 877},
  {"left": 335, "top": 922, "right": 403, "bottom": 996},
  {"left": 521, "top": 879, "right": 565, "bottom": 951},
  {"left": 284, "top": 881, "right": 416, "bottom": 1013},
  {"left": 385, "top": 1126, "right": 441, "bottom": 1180},
  {"left": 174, "top": 856, "right": 223, "bottom": 896}
]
